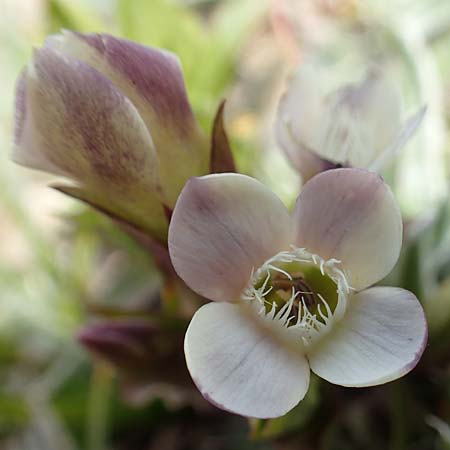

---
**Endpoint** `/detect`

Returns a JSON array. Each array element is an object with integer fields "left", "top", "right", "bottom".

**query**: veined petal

[
  {"left": 46, "top": 31, "right": 209, "bottom": 206},
  {"left": 293, "top": 168, "right": 402, "bottom": 291},
  {"left": 307, "top": 287, "right": 427, "bottom": 387},
  {"left": 17, "top": 47, "right": 159, "bottom": 181},
  {"left": 185, "top": 302, "right": 310, "bottom": 418},
  {"left": 168, "top": 174, "right": 292, "bottom": 302},
  {"left": 14, "top": 48, "right": 167, "bottom": 238}
]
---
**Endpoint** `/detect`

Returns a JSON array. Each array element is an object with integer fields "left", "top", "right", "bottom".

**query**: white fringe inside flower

[{"left": 241, "top": 246, "right": 353, "bottom": 347}]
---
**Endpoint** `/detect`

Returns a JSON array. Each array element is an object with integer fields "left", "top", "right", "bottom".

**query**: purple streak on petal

[
  {"left": 295, "top": 168, "right": 385, "bottom": 259},
  {"left": 33, "top": 47, "right": 151, "bottom": 184},
  {"left": 294, "top": 168, "right": 402, "bottom": 290},
  {"left": 169, "top": 174, "right": 292, "bottom": 302},
  {"left": 74, "top": 32, "right": 195, "bottom": 135},
  {"left": 13, "top": 70, "right": 27, "bottom": 146}
]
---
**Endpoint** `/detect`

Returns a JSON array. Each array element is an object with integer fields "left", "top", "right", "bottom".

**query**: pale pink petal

[
  {"left": 185, "top": 302, "right": 310, "bottom": 418},
  {"left": 276, "top": 67, "right": 416, "bottom": 174},
  {"left": 168, "top": 174, "right": 292, "bottom": 302},
  {"left": 322, "top": 68, "right": 402, "bottom": 167},
  {"left": 308, "top": 287, "right": 427, "bottom": 386},
  {"left": 294, "top": 168, "right": 402, "bottom": 291},
  {"left": 275, "top": 66, "right": 335, "bottom": 182},
  {"left": 13, "top": 69, "right": 69, "bottom": 175},
  {"left": 16, "top": 47, "right": 157, "bottom": 181},
  {"left": 46, "top": 31, "right": 209, "bottom": 206}
]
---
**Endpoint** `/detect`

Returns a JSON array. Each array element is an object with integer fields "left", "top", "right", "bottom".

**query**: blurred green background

[{"left": 2, "top": 0, "right": 450, "bottom": 449}]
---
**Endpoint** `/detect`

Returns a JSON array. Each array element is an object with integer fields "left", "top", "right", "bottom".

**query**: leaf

[
  {"left": 0, "top": 393, "right": 29, "bottom": 435},
  {"left": 48, "top": 0, "right": 106, "bottom": 33},
  {"left": 210, "top": 100, "right": 236, "bottom": 173}
]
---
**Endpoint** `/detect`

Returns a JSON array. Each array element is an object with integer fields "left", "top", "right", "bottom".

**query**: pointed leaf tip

[{"left": 210, "top": 100, "right": 236, "bottom": 174}]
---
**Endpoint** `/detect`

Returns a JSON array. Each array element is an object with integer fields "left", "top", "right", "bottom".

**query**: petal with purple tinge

[
  {"left": 169, "top": 174, "right": 292, "bottom": 302},
  {"left": 46, "top": 31, "right": 209, "bottom": 206},
  {"left": 308, "top": 287, "right": 427, "bottom": 387},
  {"left": 185, "top": 302, "right": 310, "bottom": 418},
  {"left": 15, "top": 48, "right": 167, "bottom": 237},
  {"left": 293, "top": 168, "right": 402, "bottom": 291},
  {"left": 23, "top": 47, "right": 158, "bottom": 181},
  {"left": 13, "top": 69, "right": 71, "bottom": 175}
]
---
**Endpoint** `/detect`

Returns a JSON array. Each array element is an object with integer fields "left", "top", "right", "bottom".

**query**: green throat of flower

[{"left": 241, "top": 246, "right": 351, "bottom": 346}]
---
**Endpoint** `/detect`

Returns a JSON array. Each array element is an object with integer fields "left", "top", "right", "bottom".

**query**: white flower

[
  {"left": 276, "top": 66, "right": 426, "bottom": 182},
  {"left": 168, "top": 169, "right": 427, "bottom": 418}
]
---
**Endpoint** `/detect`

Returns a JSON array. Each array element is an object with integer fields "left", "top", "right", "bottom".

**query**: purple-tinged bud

[
  {"left": 12, "top": 31, "right": 210, "bottom": 240},
  {"left": 79, "top": 321, "right": 158, "bottom": 371},
  {"left": 78, "top": 320, "right": 188, "bottom": 385}
]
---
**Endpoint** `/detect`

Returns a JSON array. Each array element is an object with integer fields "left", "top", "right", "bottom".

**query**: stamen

[{"left": 241, "top": 246, "right": 352, "bottom": 346}]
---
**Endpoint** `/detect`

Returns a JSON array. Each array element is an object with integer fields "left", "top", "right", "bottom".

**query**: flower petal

[
  {"left": 16, "top": 48, "right": 158, "bottom": 180},
  {"left": 307, "top": 287, "right": 427, "bottom": 387},
  {"left": 275, "top": 66, "right": 334, "bottom": 182},
  {"left": 169, "top": 174, "right": 292, "bottom": 302},
  {"left": 369, "top": 106, "right": 427, "bottom": 172},
  {"left": 276, "top": 67, "right": 412, "bottom": 174},
  {"left": 185, "top": 302, "right": 310, "bottom": 418},
  {"left": 13, "top": 69, "right": 71, "bottom": 175},
  {"left": 14, "top": 48, "right": 167, "bottom": 238},
  {"left": 46, "top": 31, "right": 209, "bottom": 206},
  {"left": 293, "top": 168, "right": 402, "bottom": 291},
  {"left": 319, "top": 68, "right": 402, "bottom": 168}
]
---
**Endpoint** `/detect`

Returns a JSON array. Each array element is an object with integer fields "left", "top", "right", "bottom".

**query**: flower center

[{"left": 241, "top": 246, "right": 351, "bottom": 346}]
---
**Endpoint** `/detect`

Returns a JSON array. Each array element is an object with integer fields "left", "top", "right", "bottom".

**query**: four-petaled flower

[
  {"left": 276, "top": 66, "right": 426, "bottom": 182},
  {"left": 168, "top": 169, "right": 427, "bottom": 418}
]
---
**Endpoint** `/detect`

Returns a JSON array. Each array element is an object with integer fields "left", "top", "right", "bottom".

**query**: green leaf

[
  {"left": 0, "top": 393, "right": 29, "bottom": 436},
  {"left": 48, "top": 0, "right": 107, "bottom": 33}
]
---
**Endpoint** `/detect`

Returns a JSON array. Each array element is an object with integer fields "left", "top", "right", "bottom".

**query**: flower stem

[{"left": 86, "top": 363, "right": 114, "bottom": 450}]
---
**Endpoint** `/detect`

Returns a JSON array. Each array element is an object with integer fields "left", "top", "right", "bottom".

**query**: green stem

[{"left": 86, "top": 363, "right": 113, "bottom": 450}]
